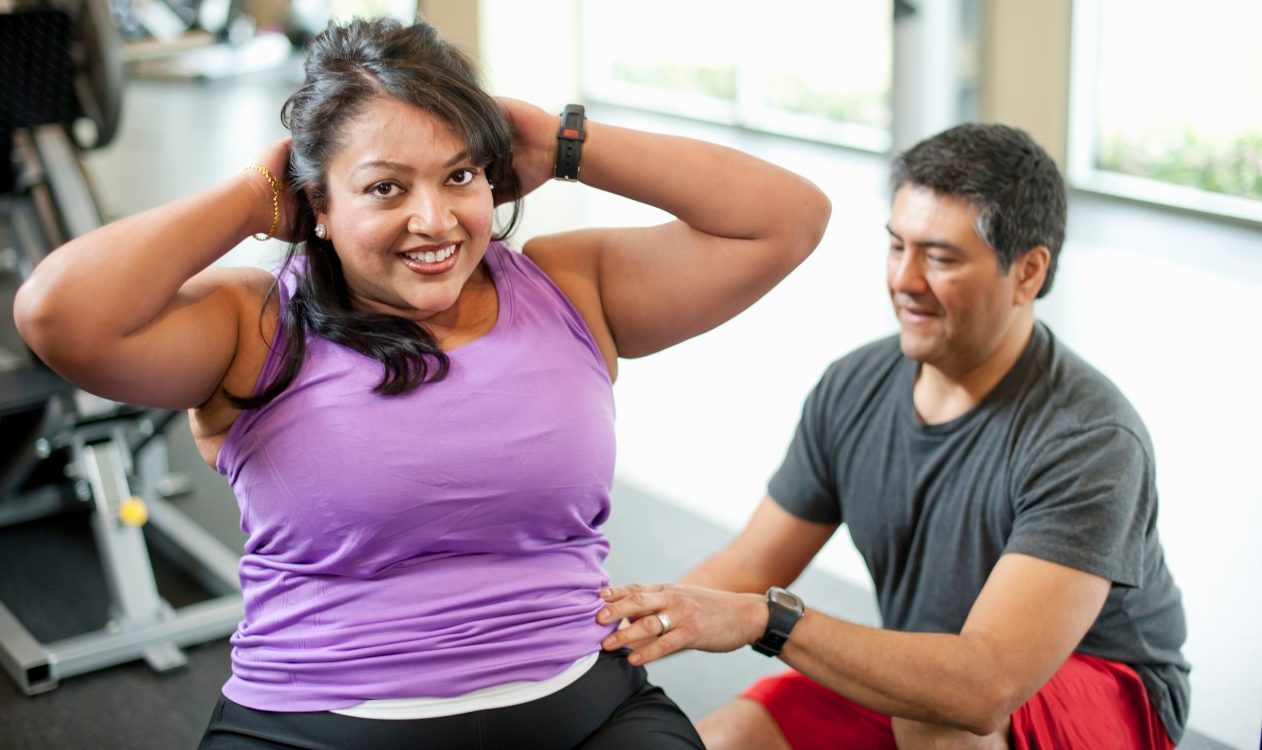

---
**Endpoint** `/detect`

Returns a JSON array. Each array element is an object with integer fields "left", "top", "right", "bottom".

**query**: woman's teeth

[{"left": 405, "top": 245, "right": 457, "bottom": 263}]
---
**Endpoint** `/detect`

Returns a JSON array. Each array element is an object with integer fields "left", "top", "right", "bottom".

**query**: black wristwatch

[
  {"left": 751, "top": 586, "right": 805, "bottom": 657},
  {"left": 554, "top": 103, "right": 586, "bottom": 181}
]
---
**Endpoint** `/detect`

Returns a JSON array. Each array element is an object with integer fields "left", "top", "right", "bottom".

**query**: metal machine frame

[{"left": 0, "top": 1, "right": 242, "bottom": 695}]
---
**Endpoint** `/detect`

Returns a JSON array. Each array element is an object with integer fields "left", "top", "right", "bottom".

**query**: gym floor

[{"left": 0, "top": 66, "right": 1237, "bottom": 749}]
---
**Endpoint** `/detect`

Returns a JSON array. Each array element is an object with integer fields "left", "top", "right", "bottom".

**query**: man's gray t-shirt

[{"left": 769, "top": 323, "right": 1190, "bottom": 741}]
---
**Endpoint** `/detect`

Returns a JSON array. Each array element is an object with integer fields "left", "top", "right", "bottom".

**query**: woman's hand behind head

[
  {"left": 495, "top": 98, "right": 560, "bottom": 203},
  {"left": 243, "top": 137, "right": 302, "bottom": 242}
]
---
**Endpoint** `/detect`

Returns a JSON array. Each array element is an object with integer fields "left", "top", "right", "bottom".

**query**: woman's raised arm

[
  {"left": 13, "top": 139, "right": 294, "bottom": 409},
  {"left": 505, "top": 100, "right": 831, "bottom": 374}
]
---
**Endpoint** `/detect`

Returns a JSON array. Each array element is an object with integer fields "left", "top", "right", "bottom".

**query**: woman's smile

[{"left": 399, "top": 242, "right": 461, "bottom": 276}]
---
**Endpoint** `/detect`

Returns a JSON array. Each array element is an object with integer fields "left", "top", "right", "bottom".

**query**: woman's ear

[
  {"left": 304, "top": 183, "right": 326, "bottom": 217},
  {"left": 308, "top": 192, "right": 328, "bottom": 239}
]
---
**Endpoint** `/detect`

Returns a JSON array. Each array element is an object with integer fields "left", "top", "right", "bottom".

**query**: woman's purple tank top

[{"left": 216, "top": 242, "right": 617, "bottom": 711}]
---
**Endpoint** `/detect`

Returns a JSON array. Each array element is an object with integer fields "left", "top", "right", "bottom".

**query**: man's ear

[{"left": 1012, "top": 245, "right": 1050, "bottom": 304}]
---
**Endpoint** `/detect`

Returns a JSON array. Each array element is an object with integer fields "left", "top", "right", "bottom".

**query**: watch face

[{"left": 768, "top": 587, "right": 803, "bottom": 612}]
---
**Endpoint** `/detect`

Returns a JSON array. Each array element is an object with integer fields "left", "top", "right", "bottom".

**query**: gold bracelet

[{"left": 245, "top": 163, "right": 281, "bottom": 241}]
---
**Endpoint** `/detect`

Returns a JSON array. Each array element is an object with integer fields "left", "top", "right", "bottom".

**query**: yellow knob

[{"left": 119, "top": 497, "right": 149, "bottom": 527}]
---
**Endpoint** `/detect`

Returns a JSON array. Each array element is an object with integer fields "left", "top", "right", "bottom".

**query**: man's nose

[{"left": 889, "top": 251, "right": 928, "bottom": 294}]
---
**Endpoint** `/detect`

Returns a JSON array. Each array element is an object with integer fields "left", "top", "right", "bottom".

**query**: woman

[{"left": 14, "top": 18, "right": 829, "bottom": 749}]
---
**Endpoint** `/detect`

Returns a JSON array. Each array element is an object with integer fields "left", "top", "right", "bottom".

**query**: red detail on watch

[{"left": 562, "top": 128, "right": 580, "bottom": 139}]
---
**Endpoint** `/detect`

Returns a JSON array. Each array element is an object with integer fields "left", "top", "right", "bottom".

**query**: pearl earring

[{"left": 315, "top": 223, "right": 327, "bottom": 240}]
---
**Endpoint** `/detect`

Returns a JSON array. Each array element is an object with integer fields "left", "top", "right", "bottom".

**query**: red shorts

[{"left": 741, "top": 652, "right": 1174, "bottom": 750}]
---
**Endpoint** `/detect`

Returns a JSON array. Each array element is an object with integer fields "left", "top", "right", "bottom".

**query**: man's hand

[{"left": 596, "top": 583, "right": 768, "bottom": 665}]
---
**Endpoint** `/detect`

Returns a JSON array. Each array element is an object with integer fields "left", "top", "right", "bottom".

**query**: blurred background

[{"left": 1, "top": 0, "right": 1259, "bottom": 747}]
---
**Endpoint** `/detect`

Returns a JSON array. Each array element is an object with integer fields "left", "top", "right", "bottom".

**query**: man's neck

[{"left": 913, "top": 316, "right": 1036, "bottom": 425}]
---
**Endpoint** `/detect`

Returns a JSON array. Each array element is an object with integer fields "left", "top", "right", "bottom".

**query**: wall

[{"left": 981, "top": 0, "right": 1071, "bottom": 165}]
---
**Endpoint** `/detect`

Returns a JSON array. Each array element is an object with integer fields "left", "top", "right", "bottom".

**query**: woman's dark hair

[
  {"left": 230, "top": 18, "right": 522, "bottom": 409},
  {"left": 890, "top": 123, "right": 1066, "bottom": 298}
]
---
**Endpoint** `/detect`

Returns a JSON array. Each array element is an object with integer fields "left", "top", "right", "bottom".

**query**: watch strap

[
  {"left": 752, "top": 587, "right": 804, "bottom": 657},
  {"left": 554, "top": 103, "right": 586, "bottom": 181}
]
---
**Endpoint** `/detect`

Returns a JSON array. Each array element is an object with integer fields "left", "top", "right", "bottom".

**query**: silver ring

[{"left": 654, "top": 612, "right": 673, "bottom": 635}]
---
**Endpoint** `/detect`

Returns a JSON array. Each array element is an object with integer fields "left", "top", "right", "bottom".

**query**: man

[{"left": 596, "top": 124, "right": 1189, "bottom": 749}]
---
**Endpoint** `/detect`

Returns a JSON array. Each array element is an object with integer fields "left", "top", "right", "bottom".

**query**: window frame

[
  {"left": 1066, "top": 0, "right": 1262, "bottom": 225},
  {"left": 577, "top": 2, "right": 892, "bottom": 154}
]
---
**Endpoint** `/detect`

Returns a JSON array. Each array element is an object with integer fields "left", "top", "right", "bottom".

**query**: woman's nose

[{"left": 407, "top": 191, "right": 457, "bottom": 237}]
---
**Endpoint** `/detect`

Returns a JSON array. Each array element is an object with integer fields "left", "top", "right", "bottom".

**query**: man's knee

[
  {"left": 697, "top": 697, "right": 791, "bottom": 750},
  {"left": 891, "top": 717, "right": 1010, "bottom": 750}
]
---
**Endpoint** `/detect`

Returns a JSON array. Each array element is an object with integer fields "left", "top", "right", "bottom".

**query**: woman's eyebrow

[{"left": 350, "top": 150, "right": 471, "bottom": 176}]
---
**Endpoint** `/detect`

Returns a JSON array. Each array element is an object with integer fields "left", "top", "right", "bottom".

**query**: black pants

[{"left": 198, "top": 650, "right": 703, "bottom": 749}]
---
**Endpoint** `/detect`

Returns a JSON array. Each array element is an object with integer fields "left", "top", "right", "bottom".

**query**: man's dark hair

[{"left": 890, "top": 123, "right": 1066, "bottom": 298}]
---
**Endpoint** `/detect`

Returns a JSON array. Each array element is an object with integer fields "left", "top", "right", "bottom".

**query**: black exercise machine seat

[{"left": 0, "top": 365, "right": 76, "bottom": 415}]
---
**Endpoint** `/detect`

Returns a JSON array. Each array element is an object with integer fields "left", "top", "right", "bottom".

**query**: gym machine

[{"left": 0, "top": 0, "right": 243, "bottom": 695}]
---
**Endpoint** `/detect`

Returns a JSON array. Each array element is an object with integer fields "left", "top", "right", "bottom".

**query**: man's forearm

[
  {"left": 599, "top": 582, "right": 1017, "bottom": 735},
  {"left": 780, "top": 611, "right": 1016, "bottom": 736}
]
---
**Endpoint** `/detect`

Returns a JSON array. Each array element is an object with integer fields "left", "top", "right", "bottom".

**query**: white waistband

[{"left": 329, "top": 652, "right": 600, "bottom": 720}]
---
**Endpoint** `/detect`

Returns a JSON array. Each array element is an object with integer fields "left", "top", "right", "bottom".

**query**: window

[
  {"left": 1068, "top": 0, "right": 1262, "bottom": 223},
  {"left": 579, "top": 0, "right": 892, "bottom": 152}
]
